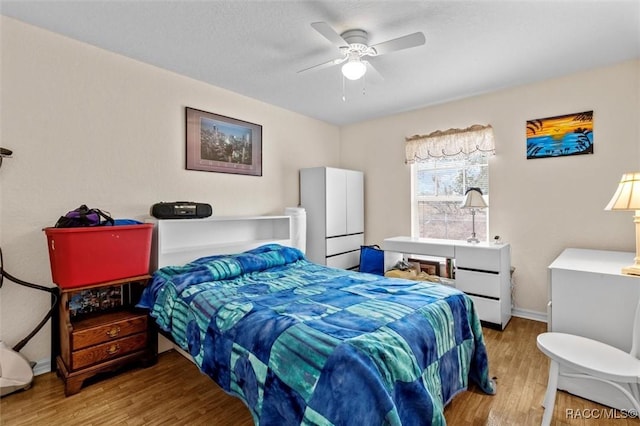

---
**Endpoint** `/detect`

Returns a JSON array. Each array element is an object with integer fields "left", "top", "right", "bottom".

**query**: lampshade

[
  {"left": 605, "top": 172, "right": 640, "bottom": 210},
  {"left": 461, "top": 188, "right": 488, "bottom": 209},
  {"left": 605, "top": 172, "right": 640, "bottom": 276},
  {"left": 341, "top": 59, "right": 367, "bottom": 81}
]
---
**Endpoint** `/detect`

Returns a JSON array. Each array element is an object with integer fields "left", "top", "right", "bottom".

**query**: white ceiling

[{"left": 2, "top": 1, "right": 639, "bottom": 126}]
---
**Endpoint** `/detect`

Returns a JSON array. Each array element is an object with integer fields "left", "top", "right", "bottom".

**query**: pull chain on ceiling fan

[{"left": 298, "top": 22, "right": 426, "bottom": 82}]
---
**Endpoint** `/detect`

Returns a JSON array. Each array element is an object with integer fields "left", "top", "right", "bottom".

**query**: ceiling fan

[{"left": 298, "top": 22, "right": 426, "bottom": 81}]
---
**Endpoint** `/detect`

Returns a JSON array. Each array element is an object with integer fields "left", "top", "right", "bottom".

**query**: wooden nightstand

[{"left": 56, "top": 275, "right": 157, "bottom": 396}]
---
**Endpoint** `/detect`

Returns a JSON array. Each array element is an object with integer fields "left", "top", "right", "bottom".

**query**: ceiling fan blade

[
  {"left": 311, "top": 22, "right": 349, "bottom": 48},
  {"left": 371, "top": 32, "right": 426, "bottom": 56},
  {"left": 297, "top": 56, "right": 346, "bottom": 74},
  {"left": 364, "top": 61, "right": 384, "bottom": 83}
]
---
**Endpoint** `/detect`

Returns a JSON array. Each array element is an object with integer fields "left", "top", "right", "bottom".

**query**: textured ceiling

[{"left": 2, "top": 0, "right": 639, "bottom": 125}]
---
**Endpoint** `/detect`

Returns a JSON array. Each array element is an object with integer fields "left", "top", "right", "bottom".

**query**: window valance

[{"left": 405, "top": 124, "right": 495, "bottom": 163}]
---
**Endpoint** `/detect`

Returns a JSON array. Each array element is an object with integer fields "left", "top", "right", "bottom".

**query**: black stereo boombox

[{"left": 151, "top": 202, "right": 212, "bottom": 219}]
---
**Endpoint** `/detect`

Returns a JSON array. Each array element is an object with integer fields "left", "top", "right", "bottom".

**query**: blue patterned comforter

[{"left": 138, "top": 244, "right": 494, "bottom": 425}]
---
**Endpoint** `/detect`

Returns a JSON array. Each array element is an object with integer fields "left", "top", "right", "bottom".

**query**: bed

[{"left": 138, "top": 241, "right": 495, "bottom": 425}]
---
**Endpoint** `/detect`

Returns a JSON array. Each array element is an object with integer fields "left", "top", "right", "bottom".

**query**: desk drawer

[
  {"left": 456, "top": 269, "right": 500, "bottom": 299},
  {"left": 468, "top": 295, "right": 501, "bottom": 325},
  {"left": 456, "top": 245, "right": 501, "bottom": 272},
  {"left": 71, "top": 332, "right": 147, "bottom": 370},
  {"left": 383, "top": 239, "right": 455, "bottom": 258}
]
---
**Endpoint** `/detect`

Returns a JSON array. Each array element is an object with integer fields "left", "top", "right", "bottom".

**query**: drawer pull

[
  {"left": 106, "top": 326, "right": 121, "bottom": 338},
  {"left": 106, "top": 344, "right": 120, "bottom": 356}
]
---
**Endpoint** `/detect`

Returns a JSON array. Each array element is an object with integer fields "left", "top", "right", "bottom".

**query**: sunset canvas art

[{"left": 526, "top": 111, "right": 593, "bottom": 159}]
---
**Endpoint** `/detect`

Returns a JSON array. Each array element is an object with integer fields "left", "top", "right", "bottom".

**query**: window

[
  {"left": 405, "top": 124, "right": 495, "bottom": 241},
  {"left": 412, "top": 152, "right": 489, "bottom": 241}
]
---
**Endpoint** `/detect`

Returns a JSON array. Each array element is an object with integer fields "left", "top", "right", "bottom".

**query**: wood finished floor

[{"left": 2, "top": 317, "right": 639, "bottom": 425}]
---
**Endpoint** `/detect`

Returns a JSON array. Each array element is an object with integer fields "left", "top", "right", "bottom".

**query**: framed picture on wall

[
  {"left": 526, "top": 110, "right": 593, "bottom": 159},
  {"left": 185, "top": 107, "right": 262, "bottom": 176}
]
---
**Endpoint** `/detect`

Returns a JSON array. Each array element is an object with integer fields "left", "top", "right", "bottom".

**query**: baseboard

[
  {"left": 511, "top": 307, "right": 547, "bottom": 323},
  {"left": 33, "top": 358, "right": 51, "bottom": 376}
]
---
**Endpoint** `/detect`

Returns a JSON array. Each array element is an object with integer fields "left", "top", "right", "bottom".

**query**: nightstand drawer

[
  {"left": 72, "top": 332, "right": 147, "bottom": 370},
  {"left": 72, "top": 311, "right": 148, "bottom": 350},
  {"left": 456, "top": 269, "right": 500, "bottom": 298}
]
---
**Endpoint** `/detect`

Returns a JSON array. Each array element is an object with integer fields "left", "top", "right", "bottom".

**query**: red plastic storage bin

[{"left": 44, "top": 224, "right": 153, "bottom": 288}]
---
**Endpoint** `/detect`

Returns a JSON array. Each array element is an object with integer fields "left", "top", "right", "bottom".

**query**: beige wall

[
  {"left": 0, "top": 17, "right": 340, "bottom": 368},
  {"left": 340, "top": 59, "right": 640, "bottom": 318},
  {"left": 2, "top": 15, "right": 639, "bottom": 370}
]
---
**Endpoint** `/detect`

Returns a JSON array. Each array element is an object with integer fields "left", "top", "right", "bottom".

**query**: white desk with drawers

[
  {"left": 548, "top": 248, "right": 639, "bottom": 411},
  {"left": 382, "top": 236, "right": 512, "bottom": 330}
]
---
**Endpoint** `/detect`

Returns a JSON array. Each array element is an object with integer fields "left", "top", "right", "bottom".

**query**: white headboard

[
  {"left": 148, "top": 213, "right": 305, "bottom": 354},
  {"left": 148, "top": 215, "right": 297, "bottom": 269}
]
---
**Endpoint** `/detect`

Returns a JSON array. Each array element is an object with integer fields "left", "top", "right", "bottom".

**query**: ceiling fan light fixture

[{"left": 341, "top": 59, "right": 367, "bottom": 80}]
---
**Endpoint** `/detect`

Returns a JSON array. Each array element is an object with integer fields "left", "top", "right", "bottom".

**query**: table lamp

[
  {"left": 461, "top": 187, "right": 487, "bottom": 244},
  {"left": 605, "top": 172, "right": 640, "bottom": 275}
]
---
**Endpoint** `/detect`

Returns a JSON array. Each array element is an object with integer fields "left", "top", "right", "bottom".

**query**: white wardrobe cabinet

[{"left": 300, "top": 167, "right": 364, "bottom": 269}]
